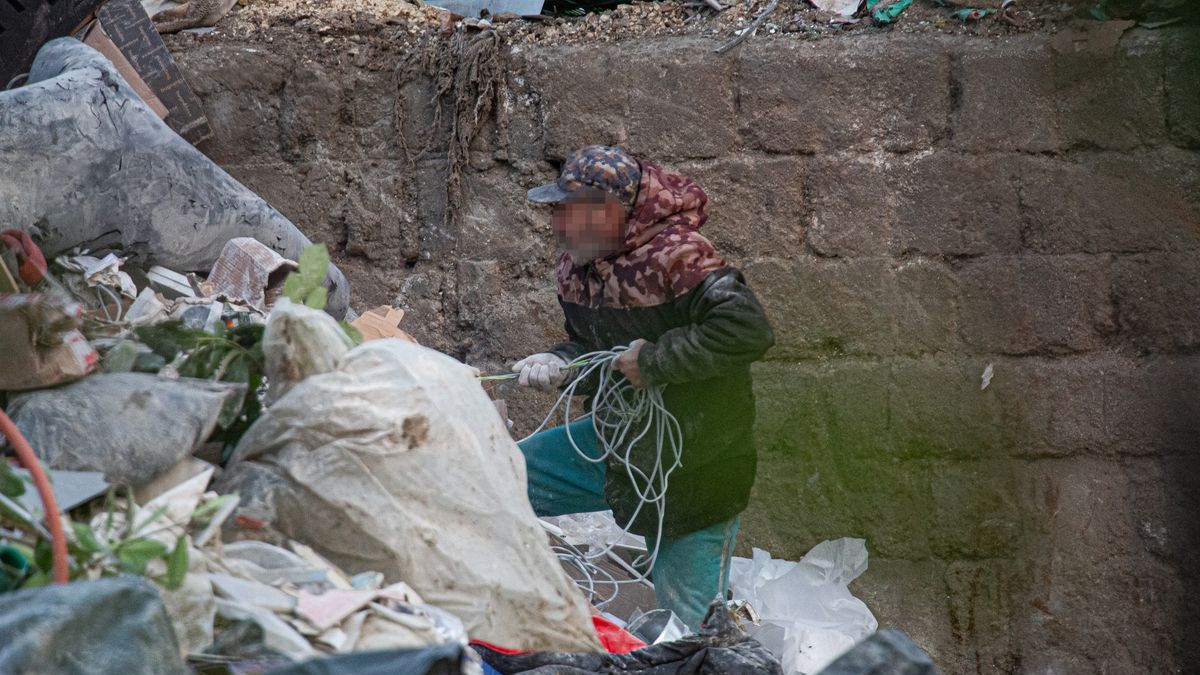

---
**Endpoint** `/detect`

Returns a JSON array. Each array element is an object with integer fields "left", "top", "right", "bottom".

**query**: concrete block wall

[{"left": 171, "top": 24, "right": 1200, "bottom": 672}]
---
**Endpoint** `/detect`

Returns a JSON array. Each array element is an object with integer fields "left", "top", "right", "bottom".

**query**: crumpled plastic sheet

[{"left": 728, "top": 538, "right": 879, "bottom": 675}]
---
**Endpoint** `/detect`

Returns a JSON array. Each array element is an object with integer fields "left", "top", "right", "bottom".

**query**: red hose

[{"left": 0, "top": 409, "right": 68, "bottom": 584}]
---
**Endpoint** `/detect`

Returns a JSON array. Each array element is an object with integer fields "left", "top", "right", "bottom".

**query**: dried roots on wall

[{"left": 402, "top": 28, "right": 508, "bottom": 230}]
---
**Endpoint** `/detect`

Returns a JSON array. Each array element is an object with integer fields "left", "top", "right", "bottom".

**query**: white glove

[{"left": 512, "top": 353, "right": 569, "bottom": 390}]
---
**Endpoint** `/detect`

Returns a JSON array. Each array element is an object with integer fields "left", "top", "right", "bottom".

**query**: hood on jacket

[{"left": 619, "top": 161, "right": 710, "bottom": 253}]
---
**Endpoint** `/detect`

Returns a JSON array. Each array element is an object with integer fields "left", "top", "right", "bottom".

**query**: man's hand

[
  {"left": 512, "top": 353, "right": 569, "bottom": 391},
  {"left": 613, "top": 339, "right": 648, "bottom": 388}
]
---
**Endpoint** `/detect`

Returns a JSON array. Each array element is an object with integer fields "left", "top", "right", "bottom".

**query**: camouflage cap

[{"left": 527, "top": 145, "right": 642, "bottom": 210}]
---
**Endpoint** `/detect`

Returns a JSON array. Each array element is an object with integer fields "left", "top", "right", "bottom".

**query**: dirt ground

[{"left": 184, "top": 0, "right": 1105, "bottom": 54}]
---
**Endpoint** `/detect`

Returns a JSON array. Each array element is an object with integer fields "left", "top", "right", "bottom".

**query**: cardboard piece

[
  {"left": 350, "top": 306, "right": 417, "bottom": 343},
  {"left": 206, "top": 237, "right": 298, "bottom": 311},
  {"left": 0, "top": 295, "right": 98, "bottom": 391}
]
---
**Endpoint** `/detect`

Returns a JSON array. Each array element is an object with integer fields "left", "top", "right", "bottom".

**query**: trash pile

[
  {"left": 1, "top": 16, "right": 939, "bottom": 675},
  {"left": 168, "top": 0, "right": 1119, "bottom": 65}
]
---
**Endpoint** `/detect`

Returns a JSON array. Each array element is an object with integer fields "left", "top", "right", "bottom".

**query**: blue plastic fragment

[{"left": 867, "top": 0, "right": 914, "bottom": 25}]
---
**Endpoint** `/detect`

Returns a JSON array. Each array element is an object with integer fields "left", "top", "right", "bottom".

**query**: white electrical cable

[
  {"left": 521, "top": 347, "right": 684, "bottom": 598},
  {"left": 551, "top": 541, "right": 620, "bottom": 609}
]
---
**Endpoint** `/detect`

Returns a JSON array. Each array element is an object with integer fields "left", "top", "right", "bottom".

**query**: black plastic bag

[
  {"left": 0, "top": 577, "right": 188, "bottom": 675},
  {"left": 267, "top": 644, "right": 468, "bottom": 675},
  {"left": 815, "top": 630, "right": 938, "bottom": 675}
]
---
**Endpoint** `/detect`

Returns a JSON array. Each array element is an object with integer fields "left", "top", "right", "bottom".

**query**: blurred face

[{"left": 551, "top": 189, "right": 628, "bottom": 261}]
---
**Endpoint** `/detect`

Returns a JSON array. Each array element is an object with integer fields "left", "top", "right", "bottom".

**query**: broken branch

[{"left": 715, "top": 0, "right": 779, "bottom": 54}]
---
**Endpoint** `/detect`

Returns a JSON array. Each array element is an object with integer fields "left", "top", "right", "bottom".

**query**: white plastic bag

[
  {"left": 728, "top": 538, "right": 878, "bottom": 675},
  {"left": 218, "top": 331, "right": 601, "bottom": 653},
  {"left": 261, "top": 299, "right": 353, "bottom": 404}
]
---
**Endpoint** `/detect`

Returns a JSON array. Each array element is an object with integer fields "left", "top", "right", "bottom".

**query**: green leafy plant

[
  {"left": 282, "top": 244, "right": 331, "bottom": 310},
  {"left": 135, "top": 321, "right": 266, "bottom": 444},
  {"left": 0, "top": 479, "right": 233, "bottom": 592},
  {"left": 280, "top": 244, "right": 362, "bottom": 343},
  {"left": 0, "top": 461, "right": 24, "bottom": 501},
  {"left": 127, "top": 245, "right": 358, "bottom": 447}
]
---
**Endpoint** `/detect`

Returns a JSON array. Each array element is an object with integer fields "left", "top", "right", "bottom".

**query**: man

[{"left": 513, "top": 145, "right": 774, "bottom": 630}]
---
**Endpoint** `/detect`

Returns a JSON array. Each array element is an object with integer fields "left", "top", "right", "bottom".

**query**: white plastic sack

[
  {"left": 218, "top": 334, "right": 601, "bottom": 653},
  {"left": 728, "top": 538, "right": 878, "bottom": 675},
  {"left": 261, "top": 299, "right": 353, "bottom": 404}
]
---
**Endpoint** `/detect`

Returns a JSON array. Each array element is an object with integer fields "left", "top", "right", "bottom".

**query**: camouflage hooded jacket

[{"left": 550, "top": 162, "right": 775, "bottom": 538}]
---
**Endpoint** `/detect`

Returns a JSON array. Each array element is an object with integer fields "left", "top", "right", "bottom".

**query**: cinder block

[
  {"left": 958, "top": 255, "right": 1113, "bottom": 355},
  {"left": 1014, "top": 457, "right": 1182, "bottom": 673},
  {"left": 930, "top": 462, "right": 1026, "bottom": 559},
  {"left": 335, "top": 162, "right": 415, "bottom": 263},
  {"left": 745, "top": 257, "right": 894, "bottom": 358},
  {"left": 1054, "top": 28, "right": 1168, "bottom": 151},
  {"left": 414, "top": 159, "right": 456, "bottom": 257},
  {"left": 954, "top": 37, "right": 1063, "bottom": 152},
  {"left": 893, "top": 259, "right": 963, "bottom": 355},
  {"left": 893, "top": 153, "right": 1022, "bottom": 257},
  {"left": 1019, "top": 153, "right": 1200, "bottom": 255},
  {"left": 1106, "top": 355, "right": 1200, "bottom": 454},
  {"left": 676, "top": 156, "right": 807, "bottom": 261},
  {"left": 986, "top": 355, "right": 1116, "bottom": 457},
  {"left": 739, "top": 37, "right": 952, "bottom": 154},
  {"left": 459, "top": 167, "right": 554, "bottom": 266},
  {"left": 806, "top": 156, "right": 892, "bottom": 258},
  {"left": 1166, "top": 27, "right": 1200, "bottom": 147},
  {"left": 1113, "top": 253, "right": 1200, "bottom": 352},
  {"left": 175, "top": 43, "right": 290, "bottom": 164},
  {"left": 401, "top": 265, "right": 468, "bottom": 352},
  {"left": 515, "top": 44, "right": 628, "bottom": 159},
  {"left": 752, "top": 360, "right": 891, "bottom": 460},
  {"left": 943, "top": 561, "right": 1027, "bottom": 671},
  {"left": 849, "top": 560, "right": 952, "bottom": 669},
  {"left": 1123, "top": 454, "right": 1200, "bottom": 566},
  {"left": 888, "top": 357, "right": 1005, "bottom": 459},
  {"left": 279, "top": 62, "right": 344, "bottom": 162},
  {"left": 625, "top": 38, "right": 737, "bottom": 160},
  {"left": 504, "top": 68, "right": 546, "bottom": 165},
  {"left": 398, "top": 76, "right": 448, "bottom": 158},
  {"left": 346, "top": 69, "right": 409, "bottom": 162},
  {"left": 746, "top": 442, "right": 935, "bottom": 561}
]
